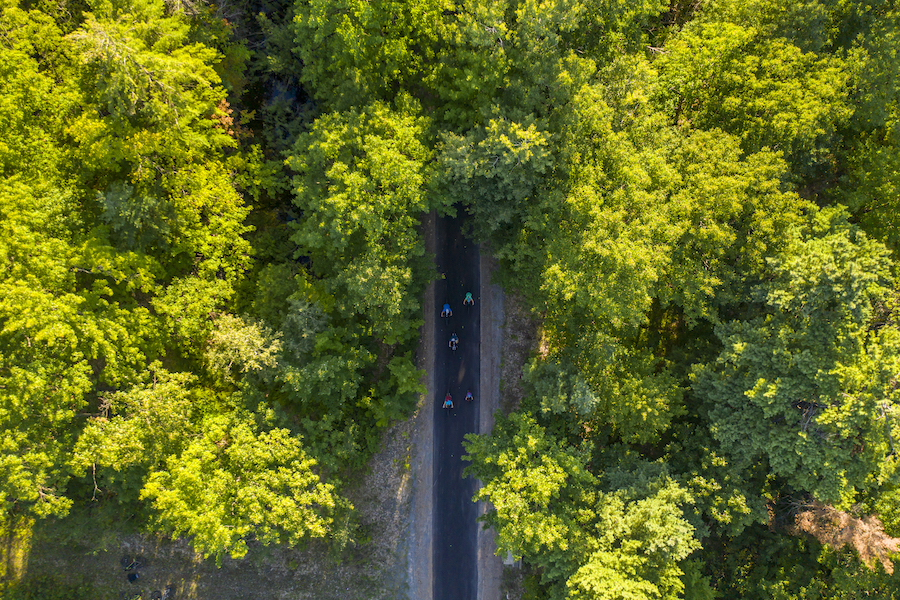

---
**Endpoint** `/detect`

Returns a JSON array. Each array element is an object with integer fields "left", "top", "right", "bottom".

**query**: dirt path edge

[
  {"left": 477, "top": 246, "right": 503, "bottom": 600},
  {"left": 408, "top": 211, "right": 436, "bottom": 600}
]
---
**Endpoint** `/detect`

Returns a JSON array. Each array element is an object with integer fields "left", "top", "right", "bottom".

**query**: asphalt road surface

[{"left": 433, "top": 212, "right": 480, "bottom": 600}]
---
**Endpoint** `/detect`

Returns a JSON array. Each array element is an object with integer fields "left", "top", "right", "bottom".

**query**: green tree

[
  {"left": 70, "top": 370, "right": 201, "bottom": 503},
  {"left": 430, "top": 0, "right": 512, "bottom": 128},
  {"left": 287, "top": 97, "right": 435, "bottom": 344},
  {"left": 0, "top": 1, "right": 75, "bottom": 179},
  {"left": 693, "top": 208, "right": 900, "bottom": 506},
  {"left": 566, "top": 468, "right": 700, "bottom": 600},
  {"left": 653, "top": 17, "right": 851, "bottom": 154},
  {"left": 0, "top": 0, "right": 257, "bottom": 538},
  {"left": 436, "top": 115, "right": 552, "bottom": 244},
  {"left": 140, "top": 412, "right": 335, "bottom": 561},
  {"left": 291, "top": 0, "right": 452, "bottom": 109},
  {"left": 204, "top": 314, "right": 283, "bottom": 381},
  {"left": 465, "top": 414, "right": 700, "bottom": 600},
  {"left": 651, "top": 128, "right": 812, "bottom": 324},
  {"left": 0, "top": 174, "right": 162, "bottom": 517},
  {"left": 464, "top": 411, "right": 597, "bottom": 588},
  {"left": 835, "top": 7, "right": 900, "bottom": 249},
  {"left": 72, "top": 371, "right": 336, "bottom": 561},
  {"left": 67, "top": 0, "right": 252, "bottom": 283}
]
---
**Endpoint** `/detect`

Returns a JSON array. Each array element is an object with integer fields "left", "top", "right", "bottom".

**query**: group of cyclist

[
  {"left": 442, "top": 292, "right": 476, "bottom": 410},
  {"left": 443, "top": 292, "right": 474, "bottom": 350},
  {"left": 443, "top": 390, "right": 473, "bottom": 409},
  {"left": 440, "top": 292, "right": 474, "bottom": 319}
]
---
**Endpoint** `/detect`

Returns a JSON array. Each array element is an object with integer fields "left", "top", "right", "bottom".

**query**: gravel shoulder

[
  {"left": 477, "top": 247, "right": 503, "bottom": 600},
  {"left": 407, "top": 210, "right": 436, "bottom": 600}
]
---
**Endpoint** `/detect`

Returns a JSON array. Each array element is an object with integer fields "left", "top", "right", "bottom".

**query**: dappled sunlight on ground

[{"left": 0, "top": 515, "right": 33, "bottom": 585}]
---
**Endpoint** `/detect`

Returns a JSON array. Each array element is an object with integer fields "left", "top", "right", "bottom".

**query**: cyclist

[
  {"left": 441, "top": 303, "right": 452, "bottom": 318},
  {"left": 463, "top": 292, "right": 474, "bottom": 306},
  {"left": 449, "top": 333, "right": 459, "bottom": 350},
  {"left": 465, "top": 390, "right": 474, "bottom": 402},
  {"left": 443, "top": 393, "right": 453, "bottom": 409}
]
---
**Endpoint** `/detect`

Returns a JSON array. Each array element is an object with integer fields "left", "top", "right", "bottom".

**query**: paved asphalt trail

[{"left": 433, "top": 212, "right": 480, "bottom": 600}]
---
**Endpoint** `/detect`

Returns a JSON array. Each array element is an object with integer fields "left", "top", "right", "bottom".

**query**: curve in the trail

[{"left": 433, "top": 213, "right": 480, "bottom": 600}]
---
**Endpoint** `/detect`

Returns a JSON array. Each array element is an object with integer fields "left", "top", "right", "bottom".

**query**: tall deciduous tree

[
  {"left": 659, "top": 128, "right": 809, "bottom": 323},
  {"left": 73, "top": 371, "right": 337, "bottom": 561},
  {"left": 693, "top": 208, "right": 900, "bottom": 506},
  {"left": 287, "top": 97, "right": 435, "bottom": 344},
  {"left": 291, "top": 0, "right": 453, "bottom": 108},
  {"left": 0, "top": 177, "right": 161, "bottom": 517},
  {"left": 0, "top": 0, "right": 257, "bottom": 538},
  {"left": 465, "top": 413, "right": 700, "bottom": 600},
  {"left": 653, "top": 17, "right": 851, "bottom": 154},
  {"left": 141, "top": 413, "right": 335, "bottom": 562}
]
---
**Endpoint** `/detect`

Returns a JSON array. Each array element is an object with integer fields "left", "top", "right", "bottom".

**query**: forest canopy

[{"left": 2, "top": 0, "right": 900, "bottom": 597}]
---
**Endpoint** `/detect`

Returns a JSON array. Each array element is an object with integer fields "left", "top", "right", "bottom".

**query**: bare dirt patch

[
  {"left": 477, "top": 248, "right": 503, "bottom": 600},
  {"left": 498, "top": 290, "right": 540, "bottom": 415},
  {"left": 791, "top": 501, "right": 900, "bottom": 574},
  {"left": 474, "top": 267, "right": 540, "bottom": 600},
  {"left": 407, "top": 209, "right": 436, "bottom": 600}
]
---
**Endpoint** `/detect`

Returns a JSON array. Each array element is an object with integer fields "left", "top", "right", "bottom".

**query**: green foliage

[
  {"left": 465, "top": 414, "right": 700, "bottom": 600},
  {"left": 525, "top": 344, "right": 683, "bottom": 445},
  {"left": 0, "top": 3, "right": 74, "bottom": 178},
  {"left": 681, "top": 560, "right": 718, "bottom": 600},
  {"left": 693, "top": 209, "right": 899, "bottom": 505},
  {"left": 835, "top": 7, "right": 900, "bottom": 249},
  {"left": 465, "top": 412, "right": 595, "bottom": 568},
  {"left": 287, "top": 97, "right": 435, "bottom": 344},
  {"left": 430, "top": 1, "right": 512, "bottom": 127},
  {"left": 204, "top": 315, "right": 283, "bottom": 380},
  {"left": 653, "top": 10, "right": 852, "bottom": 154},
  {"left": 565, "top": 464, "right": 700, "bottom": 600},
  {"left": 819, "top": 549, "right": 900, "bottom": 599},
  {"left": 705, "top": 527, "right": 900, "bottom": 600},
  {"left": 4, "top": 0, "right": 900, "bottom": 592},
  {"left": 291, "top": 0, "right": 452, "bottom": 108},
  {"left": 708, "top": 526, "right": 825, "bottom": 600},
  {"left": 71, "top": 371, "right": 338, "bottom": 562},
  {"left": 251, "top": 262, "right": 300, "bottom": 327},
  {"left": 0, "top": 0, "right": 341, "bottom": 565},
  {"left": 659, "top": 129, "right": 809, "bottom": 322},
  {"left": 873, "top": 487, "right": 900, "bottom": 537},
  {"left": 445, "top": 2, "right": 900, "bottom": 595},
  {"left": 525, "top": 355, "right": 599, "bottom": 417},
  {"left": 668, "top": 430, "right": 769, "bottom": 537},
  {"left": 66, "top": 0, "right": 253, "bottom": 284},
  {"left": 0, "top": 175, "right": 161, "bottom": 517},
  {"left": 437, "top": 115, "right": 553, "bottom": 243},
  {"left": 98, "top": 180, "right": 173, "bottom": 251},
  {"left": 141, "top": 412, "right": 336, "bottom": 562},
  {"left": 69, "top": 0, "right": 229, "bottom": 141},
  {"left": 71, "top": 370, "right": 201, "bottom": 476},
  {"left": 0, "top": 577, "right": 96, "bottom": 600}
]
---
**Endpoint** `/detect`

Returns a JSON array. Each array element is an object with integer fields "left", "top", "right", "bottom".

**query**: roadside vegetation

[{"left": 2, "top": 0, "right": 900, "bottom": 598}]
